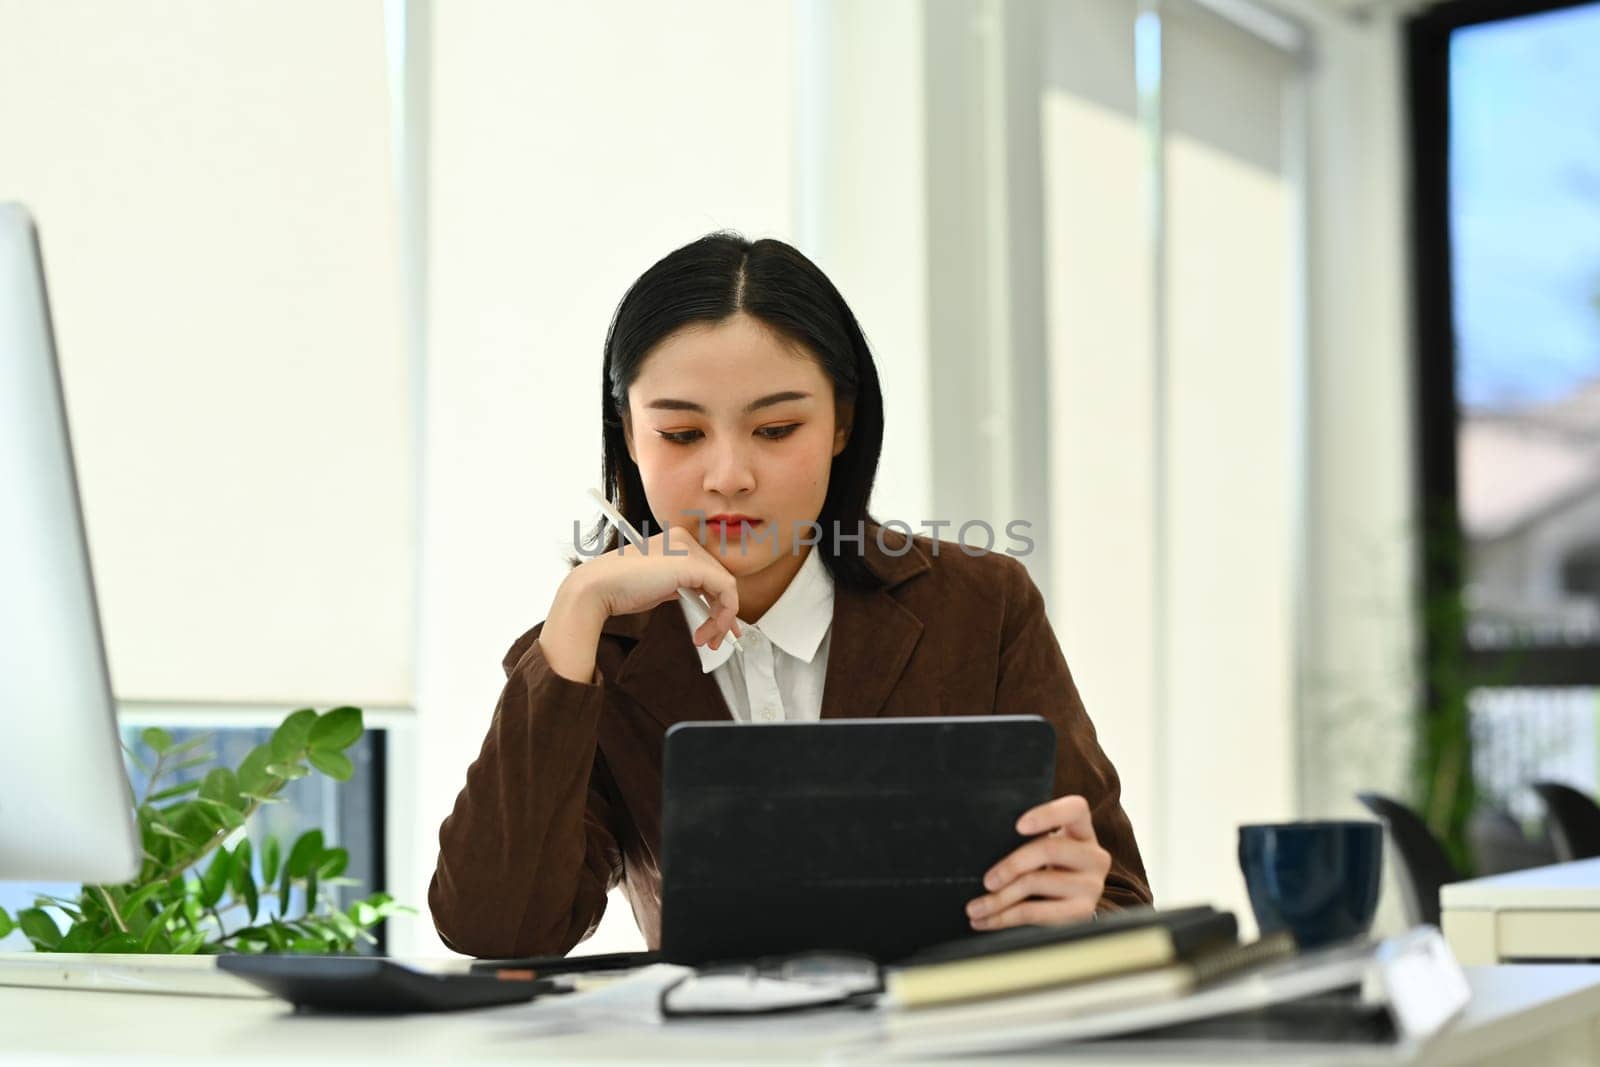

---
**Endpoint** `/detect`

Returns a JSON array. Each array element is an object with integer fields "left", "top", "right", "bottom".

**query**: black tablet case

[{"left": 659, "top": 715, "right": 1056, "bottom": 965}]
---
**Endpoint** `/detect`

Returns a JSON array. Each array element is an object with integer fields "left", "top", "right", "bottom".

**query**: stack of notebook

[{"left": 884, "top": 905, "right": 1298, "bottom": 1039}]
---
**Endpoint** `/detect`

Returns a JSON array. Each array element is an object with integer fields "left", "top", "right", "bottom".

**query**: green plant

[
  {"left": 0, "top": 706, "right": 408, "bottom": 954},
  {"left": 1415, "top": 550, "right": 1479, "bottom": 874},
  {"left": 1412, "top": 512, "right": 1524, "bottom": 873}
]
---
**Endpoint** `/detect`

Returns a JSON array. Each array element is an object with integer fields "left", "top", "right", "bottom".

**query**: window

[{"left": 1411, "top": 0, "right": 1600, "bottom": 809}]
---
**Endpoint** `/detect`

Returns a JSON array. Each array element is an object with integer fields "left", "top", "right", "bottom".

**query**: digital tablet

[{"left": 659, "top": 715, "right": 1056, "bottom": 965}]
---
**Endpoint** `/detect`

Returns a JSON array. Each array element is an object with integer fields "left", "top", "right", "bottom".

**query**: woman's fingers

[
  {"left": 983, "top": 836, "right": 1111, "bottom": 894},
  {"left": 665, "top": 527, "right": 742, "bottom": 648},
  {"left": 977, "top": 893, "right": 1098, "bottom": 930},
  {"left": 962, "top": 814, "right": 1111, "bottom": 929},
  {"left": 966, "top": 868, "right": 1102, "bottom": 928},
  {"left": 1015, "top": 795, "right": 1095, "bottom": 840}
]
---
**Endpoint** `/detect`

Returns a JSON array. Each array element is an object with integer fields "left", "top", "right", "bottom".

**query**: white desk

[
  {"left": 1441, "top": 857, "right": 1600, "bottom": 965},
  {"left": 4, "top": 963, "right": 1600, "bottom": 1066}
]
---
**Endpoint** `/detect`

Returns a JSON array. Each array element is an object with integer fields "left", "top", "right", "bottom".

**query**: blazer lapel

[
  {"left": 612, "top": 604, "right": 732, "bottom": 731},
  {"left": 819, "top": 523, "right": 933, "bottom": 720},
  {"left": 819, "top": 583, "right": 923, "bottom": 719}
]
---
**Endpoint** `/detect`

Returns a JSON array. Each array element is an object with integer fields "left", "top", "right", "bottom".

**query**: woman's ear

[{"left": 832, "top": 401, "right": 854, "bottom": 458}]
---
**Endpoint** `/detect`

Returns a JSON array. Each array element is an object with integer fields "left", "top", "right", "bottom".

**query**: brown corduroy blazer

[{"left": 429, "top": 525, "right": 1152, "bottom": 959}]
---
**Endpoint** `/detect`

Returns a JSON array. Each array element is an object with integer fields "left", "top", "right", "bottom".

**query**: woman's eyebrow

[{"left": 644, "top": 390, "right": 813, "bottom": 415}]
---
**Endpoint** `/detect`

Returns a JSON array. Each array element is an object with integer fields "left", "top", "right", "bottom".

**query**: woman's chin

[{"left": 707, "top": 543, "right": 776, "bottom": 576}]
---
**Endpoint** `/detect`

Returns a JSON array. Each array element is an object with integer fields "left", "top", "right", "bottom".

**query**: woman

[{"left": 429, "top": 234, "right": 1150, "bottom": 958}]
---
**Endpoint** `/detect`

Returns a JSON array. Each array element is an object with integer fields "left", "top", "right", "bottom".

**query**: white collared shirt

[{"left": 679, "top": 547, "right": 834, "bottom": 723}]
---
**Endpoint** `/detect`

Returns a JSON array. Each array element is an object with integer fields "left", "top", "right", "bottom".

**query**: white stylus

[{"left": 587, "top": 488, "right": 744, "bottom": 654}]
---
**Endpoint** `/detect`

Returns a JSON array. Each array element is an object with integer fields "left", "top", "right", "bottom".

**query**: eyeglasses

[{"left": 659, "top": 952, "right": 883, "bottom": 1018}]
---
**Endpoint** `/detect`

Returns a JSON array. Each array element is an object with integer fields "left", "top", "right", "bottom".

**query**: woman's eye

[
  {"left": 656, "top": 425, "right": 797, "bottom": 445},
  {"left": 756, "top": 424, "right": 800, "bottom": 441}
]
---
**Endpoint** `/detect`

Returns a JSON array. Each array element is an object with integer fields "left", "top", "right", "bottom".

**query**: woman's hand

[
  {"left": 964, "top": 795, "right": 1110, "bottom": 930},
  {"left": 583, "top": 526, "right": 743, "bottom": 645},
  {"left": 539, "top": 526, "right": 743, "bottom": 683}
]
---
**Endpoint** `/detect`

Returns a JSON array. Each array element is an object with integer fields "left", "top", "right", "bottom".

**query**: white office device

[{"left": 0, "top": 203, "right": 141, "bottom": 884}]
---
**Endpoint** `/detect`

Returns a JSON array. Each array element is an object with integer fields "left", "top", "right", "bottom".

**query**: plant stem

[
  {"left": 140, "top": 750, "right": 168, "bottom": 808},
  {"left": 97, "top": 887, "right": 129, "bottom": 934},
  {"left": 159, "top": 793, "right": 270, "bottom": 884}
]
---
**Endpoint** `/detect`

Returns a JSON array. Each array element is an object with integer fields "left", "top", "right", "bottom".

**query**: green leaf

[
  {"left": 349, "top": 893, "right": 401, "bottom": 928},
  {"left": 191, "top": 798, "right": 246, "bottom": 831},
  {"left": 327, "top": 909, "right": 362, "bottom": 942},
  {"left": 270, "top": 709, "right": 318, "bottom": 761},
  {"left": 317, "top": 847, "right": 349, "bottom": 879},
  {"left": 286, "top": 830, "right": 325, "bottom": 878},
  {"left": 173, "top": 930, "right": 208, "bottom": 954},
  {"left": 198, "top": 768, "right": 243, "bottom": 810},
  {"left": 148, "top": 821, "right": 188, "bottom": 842},
  {"left": 171, "top": 756, "right": 216, "bottom": 774},
  {"left": 161, "top": 801, "right": 223, "bottom": 850},
  {"left": 232, "top": 839, "right": 260, "bottom": 922},
  {"left": 141, "top": 727, "right": 174, "bottom": 754},
  {"left": 308, "top": 706, "right": 363, "bottom": 751},
  {"left": 141, "top": 897, "right": 187, "bottom": 951},
  {"left": 0, "top": 907, "right": 13, "bottom": 939},
  {"left": 261, "top": 835, "right": 282, "bottom": 885},
  {"left": 278, "top": 853, "right": 295, "bottom": 916},
  {"left": 57, "top": 922, "right": 100, "bottom": 953},
  {"left": 304, "top": 869, "right": 319, "bottom": 913},
  {"left": 307, "top": 749, "right": 353, "bottom": 781},
  {"left": 164, "top": 733, "right": 216, "bottom": 758},
  {"left": 236, "top": 742, "right": 277, "bottom": 796},
  {"left": 91, "top": 932, "right": 143, "bottom": 953},
  {"left": 122, "top": 881, "right": 169, "bottom": 915},
  {"left": 18, "top": 908, "right": 62, "bottom": 950},
  {"left": 199, "top": 847, "right": 234, "bottom": 909},
  {"left": 147, "top": 780, "right": 203, "bottom": 802},
  {"left": 240, "top": 792, "right": 284, "bottom": 805},
  {"left": 231, "top": 837, "right": 254, "bottom": 885},
  {"left": 264, "top": 763, "right": 308, "bottom": 781}
]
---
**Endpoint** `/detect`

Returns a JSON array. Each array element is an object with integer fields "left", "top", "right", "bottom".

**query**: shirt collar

[{"left": 683, "top": 547, "right": 835, "bottom": 673}]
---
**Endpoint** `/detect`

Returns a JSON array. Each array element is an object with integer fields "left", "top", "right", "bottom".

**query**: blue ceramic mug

[{"left": 1237, "top": 820, "right": 1383, "bottom": 949}]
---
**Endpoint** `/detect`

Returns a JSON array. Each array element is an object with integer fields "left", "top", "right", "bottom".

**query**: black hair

[{"left": 588, "top": 231, "right": 886, "bottom": 591}]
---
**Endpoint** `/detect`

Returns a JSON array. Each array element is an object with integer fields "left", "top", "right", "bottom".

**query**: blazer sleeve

[
  {"left": 428, "top": 628, "right": 626, "bottom": 957},
  {"left": 994, "top": 556, "right": 1153, "bottom": 912}
]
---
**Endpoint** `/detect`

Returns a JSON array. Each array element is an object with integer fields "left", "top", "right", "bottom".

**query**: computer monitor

[{"left": 0, "top": 203, "right": 141, "bottom": 883}]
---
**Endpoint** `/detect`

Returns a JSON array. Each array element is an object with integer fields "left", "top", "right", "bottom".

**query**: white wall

[
  {"left": 0, "top": 2, "right": 412, "bottom": 709},
  {"left": 793, "top": 0, "right": 932, "bottom": 527}
]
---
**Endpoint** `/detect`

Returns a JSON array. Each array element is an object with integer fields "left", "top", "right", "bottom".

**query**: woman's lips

[{"left": 704, "top": 518, "right": 763, "bottom": 538}]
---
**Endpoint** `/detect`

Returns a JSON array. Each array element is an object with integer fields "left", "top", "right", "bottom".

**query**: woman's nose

[{"left": 702, "top": 436, "right": 756, "bottom": 497}]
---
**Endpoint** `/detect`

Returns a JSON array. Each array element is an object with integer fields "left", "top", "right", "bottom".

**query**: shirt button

[{"left": 759, "top": 706, "right": 780, "bottom": 722}]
